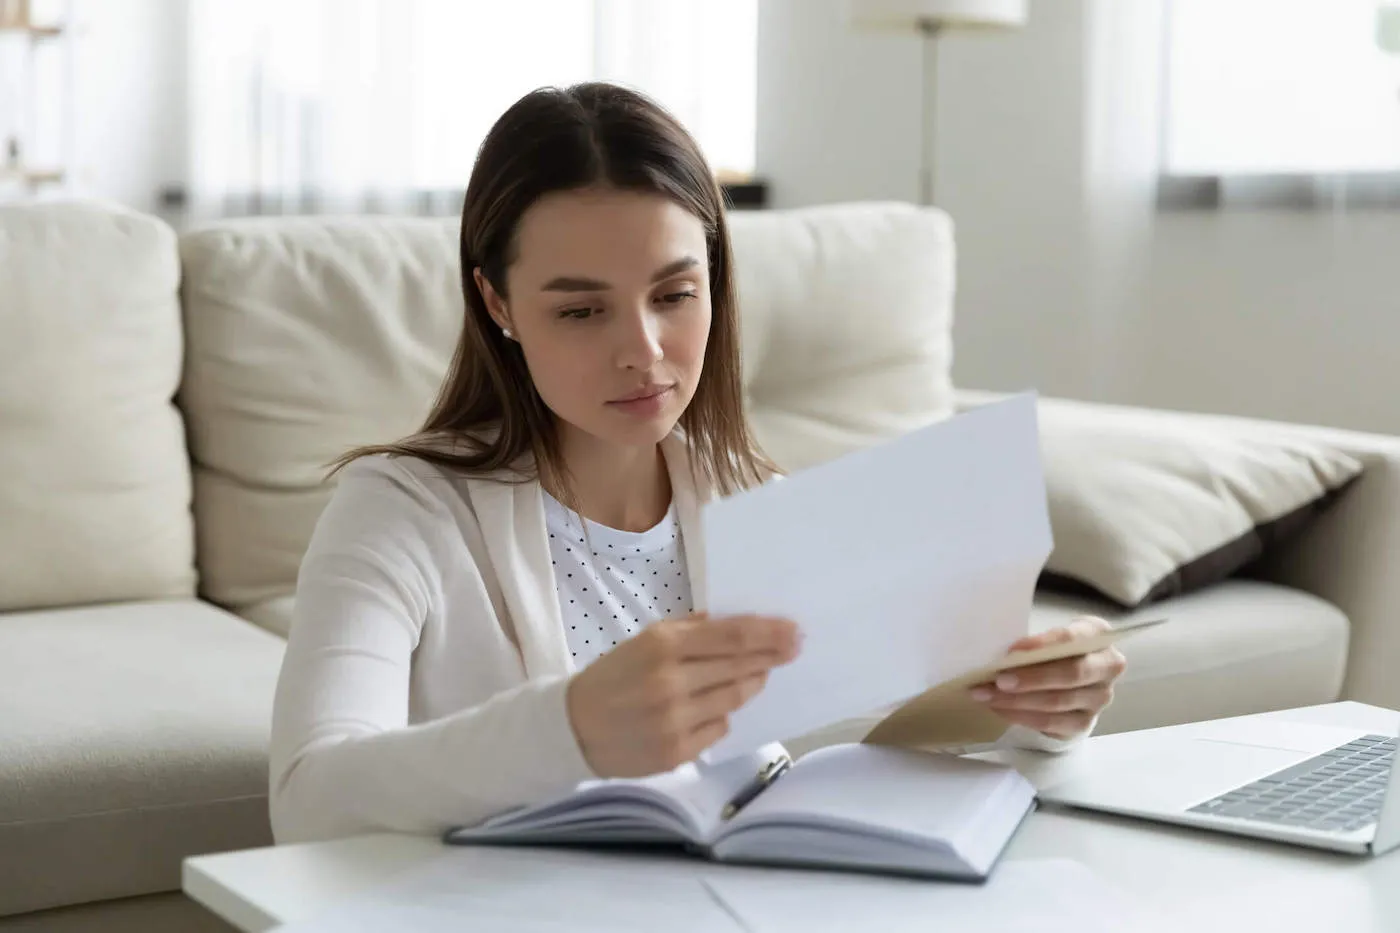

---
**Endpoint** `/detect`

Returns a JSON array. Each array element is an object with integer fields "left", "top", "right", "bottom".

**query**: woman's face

[{"left": 478, "top": 187, "right": 712, "bottom": 452}]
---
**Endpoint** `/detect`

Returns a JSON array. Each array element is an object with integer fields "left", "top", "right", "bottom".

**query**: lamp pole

[{"left": 919, "top": 18, "right": 942, "bottom": 206}]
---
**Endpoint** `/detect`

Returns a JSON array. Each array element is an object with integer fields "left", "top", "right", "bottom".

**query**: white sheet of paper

[
  {"left": 271, "top": 847, "right": 747, "bottom": 933},
  {"left": 703, "top": 858, "right": 1150, "bottom": 933},
  {"left": 702, "top": 393, "right": 1052, "bottom": 761}
]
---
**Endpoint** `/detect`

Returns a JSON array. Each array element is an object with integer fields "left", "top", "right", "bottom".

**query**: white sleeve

[
  {"left": 268, "top": 460, "right": 596, "bottom": 844},
  {"left": 995, "top": 715, "right": 1100, "bottom": 754}
]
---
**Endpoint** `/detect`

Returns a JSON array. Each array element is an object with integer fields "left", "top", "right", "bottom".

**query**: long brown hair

[{"left": 335, "top": 82, "right": 772, "bottom": 497}]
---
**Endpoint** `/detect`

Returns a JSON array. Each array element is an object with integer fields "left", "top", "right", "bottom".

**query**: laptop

[{"left": 1037, "top": 713, "right": 1400, "bottom": 856}]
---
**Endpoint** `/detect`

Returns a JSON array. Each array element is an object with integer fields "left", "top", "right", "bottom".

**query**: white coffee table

[{"left": 185, "top": 702, "right": 1400, "bottom": 932}]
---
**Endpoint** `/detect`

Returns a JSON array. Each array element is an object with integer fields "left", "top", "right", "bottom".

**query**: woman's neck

[{"left": 552, "top": 427, "right": 671, "bottom": 533}]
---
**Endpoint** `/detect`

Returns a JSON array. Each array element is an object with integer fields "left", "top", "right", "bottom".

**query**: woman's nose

[{"left": 615, "top": 309, "right": 663, "bottom": 370}]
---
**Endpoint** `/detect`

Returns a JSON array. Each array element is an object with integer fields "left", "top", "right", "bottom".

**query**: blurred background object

[
  {"left": 847, "top": 0, "right": 1027, "bottom": 205},
  {"left": 0, "top": 0, "right": 70, "bottom": 200}
]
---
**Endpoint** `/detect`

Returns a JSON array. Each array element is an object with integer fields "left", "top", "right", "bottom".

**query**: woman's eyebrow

[
  {"left": 540, "top": 274, "right": 608, "bottom": 293},
  {"left": 649, "top": 255, "right": 701, "bottom": 283},
  {"left": 539, "top": 255, "right": 701, "bottom": 293}
]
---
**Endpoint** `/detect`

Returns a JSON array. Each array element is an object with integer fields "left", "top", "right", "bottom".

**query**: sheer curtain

[
  {"left": 1081, "top": 0, "right": 1167, "bottom": 399},
  {"left": 186, "top": 0, "right": 756, "bottom": 219},
  {"left": 1162, "top": 0, "right": 1400, "bottom": 209}
]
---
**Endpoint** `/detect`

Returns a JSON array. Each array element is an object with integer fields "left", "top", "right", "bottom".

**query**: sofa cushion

[
  {"left": 728, "top": 203, "right": 956, "bottom": 473},
  {"left": 178, "top": 217, "right": 464, "bottom": 624},
  {"left": 0, "top": 600, "right": 282, "bottom": 917},
  {"left": 1036, "top": 401, "right": 1363, "bottom": 607},
  {"left": 178, "top": 204, "right": 957, "bottom": 628},
  {"left": 1029, "top": 580, "right": 1349, "bottom": 735},
  {"left": 0, "top": 202, "right": 195, "bottom": 612},
  {"left": 239, "top": 593, "right": 297, "bottom": 640},
  {"left": 782, "top": 579, "right": 1348, "bottom": 757}
]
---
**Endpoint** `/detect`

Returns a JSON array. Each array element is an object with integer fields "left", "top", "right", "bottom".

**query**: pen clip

[
  {"left": 757, "top": 755, "right": 790, "bottom": 782},
  {"left": 721, "top": 753, "right": 793, "bottom": 821}
]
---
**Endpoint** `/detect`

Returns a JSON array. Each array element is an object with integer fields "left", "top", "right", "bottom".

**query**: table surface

[{"left": 185, "top": 702, "right": 1400, "bottom": 932}]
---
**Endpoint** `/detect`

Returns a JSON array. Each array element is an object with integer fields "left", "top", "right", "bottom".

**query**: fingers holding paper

[
  {"left": 566, "top": 614, "right": 802, "bottom": 778},
  {"left": 969, "top": 616, "right": 1127, "bottom": 740}
]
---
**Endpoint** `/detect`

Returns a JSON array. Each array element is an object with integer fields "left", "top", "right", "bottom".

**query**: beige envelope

[{"left": 862, "top": 617, "right": 1167, "bottom": 751}]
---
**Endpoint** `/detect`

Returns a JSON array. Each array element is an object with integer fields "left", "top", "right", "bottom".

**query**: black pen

[{"left": 722, "top": 754, "right": 793, "bottom": 820}]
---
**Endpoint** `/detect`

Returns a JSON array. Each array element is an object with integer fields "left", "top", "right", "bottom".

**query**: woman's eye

[
  {"left": 658, "top": 291, "right": 698, "bottom": 306},
  {"left": 560, "top": 307, "right": 598, "bottom": 320}
]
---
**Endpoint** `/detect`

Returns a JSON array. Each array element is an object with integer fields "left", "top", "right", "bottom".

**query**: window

[
  {"left": 1165, "top": 0, "right": 1400, "bottom": 176},
  {"left": 187, "top": 0, "right": 757, "bottom": 216}
]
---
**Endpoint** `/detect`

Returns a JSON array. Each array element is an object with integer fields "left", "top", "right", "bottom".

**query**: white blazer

[{"left": 269, "top": 434, "right": 711, "bottom": 844}]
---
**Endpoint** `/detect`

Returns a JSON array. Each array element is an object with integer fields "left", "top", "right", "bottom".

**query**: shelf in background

[
  {"left": 0, "top": 21, "right": 64, "bottom": 38},
  {"left": 721, "top": 178, "right": 768, "bottom": 210},
  {"left": 0, "top": 167, "right": 65, "bottom": 185}
]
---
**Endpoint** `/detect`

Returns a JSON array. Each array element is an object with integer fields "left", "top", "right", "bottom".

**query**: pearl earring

[{"left": 502, "top": 327, "right": 514, "bottom": 340}]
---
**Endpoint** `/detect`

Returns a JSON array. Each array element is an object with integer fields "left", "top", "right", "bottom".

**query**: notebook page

[
  {"left": 459, "top": 743, "right": 785, "bottom": 843},
  {"left": 627, "top": 743, "right": 785, "bottom": 837},
  {"left": 723, "top": 744, "right": 1020, "bottom": 842}
]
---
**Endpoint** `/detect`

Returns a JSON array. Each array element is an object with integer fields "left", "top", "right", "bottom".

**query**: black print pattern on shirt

[{"left": 541, "top": 492, "right": 694, "bottom": 670}]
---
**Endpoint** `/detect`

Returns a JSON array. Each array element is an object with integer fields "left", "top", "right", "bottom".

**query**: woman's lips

[{"left": 606, "top": 384, "right": 675, "bottom": 416}]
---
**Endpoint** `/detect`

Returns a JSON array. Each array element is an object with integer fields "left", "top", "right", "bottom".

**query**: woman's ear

[{"left": 474, "top": 267, "right": 512, "bottom": 333}]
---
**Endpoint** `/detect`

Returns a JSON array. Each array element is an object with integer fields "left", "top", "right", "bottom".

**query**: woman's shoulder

[
  {"left": 327, "top": 453, "right": 469, "bottom": 529},
  {"left": 333, "top": 447, "right": 528, "bottom": 513},
  {"left": 307, "top": 454, "right": 492, "bottom": 571},
  {"left": 336, "top": 451, "right": 456, "bottom": 494}
]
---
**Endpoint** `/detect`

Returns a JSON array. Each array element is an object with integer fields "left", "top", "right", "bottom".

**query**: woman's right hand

[{"left": 565, "top": 614, "right": 801, "bottom": 778}]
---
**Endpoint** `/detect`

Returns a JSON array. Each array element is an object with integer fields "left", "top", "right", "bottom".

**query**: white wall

[
  {"left": 932, "top": 1, "right": 1106, "bottom": 401},
  {"left": 757, "top": 0, "right": 1113, "bottom": 399},
  {"left": 757, "top": 0, "right": 1400, "bottom": 435},
  {"left": 1135, "top": 212, "right": 1400, "bottom": 433},
  {"left": 756, "top": 0, "right": 922, "bottom": 207}
]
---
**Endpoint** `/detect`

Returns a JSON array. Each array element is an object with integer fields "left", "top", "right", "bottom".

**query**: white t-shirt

[{"left": 543, "top": 491, "right": 694, "bottom": 668}]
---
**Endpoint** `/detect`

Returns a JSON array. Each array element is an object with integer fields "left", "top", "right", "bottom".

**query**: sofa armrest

[
  {"left": 956, "top": 389, "right": 1400, "bottom": 709},
  {"left": 1247, "top": 427, "right": 1400, "bottom": 709}
]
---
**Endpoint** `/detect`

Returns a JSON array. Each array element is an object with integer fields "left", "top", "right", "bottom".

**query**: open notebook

[
  {"left": 446, "top": 743, "right": 1035, "bottom": 882},
  {"left": 446, "top": 620, "right": 1164, "bottom": 880}
]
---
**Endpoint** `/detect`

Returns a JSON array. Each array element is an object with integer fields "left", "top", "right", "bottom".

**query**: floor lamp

[{"left": 849, "top": 0, "right": 1028, "bottom": 206}]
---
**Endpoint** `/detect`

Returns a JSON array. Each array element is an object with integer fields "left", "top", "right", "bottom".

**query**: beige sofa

[{"left": 2, "top": 199, "right": 1397, "bottom": 931}]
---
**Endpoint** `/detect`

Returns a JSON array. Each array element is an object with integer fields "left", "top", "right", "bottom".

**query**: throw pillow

[{"left": 1037, "top": 403, "right": 1363, "bottom": 608}]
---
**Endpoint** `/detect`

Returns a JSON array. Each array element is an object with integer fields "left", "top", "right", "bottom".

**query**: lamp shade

[{"left": 849, "top": 0, "right": 1027, "bottom": 31}]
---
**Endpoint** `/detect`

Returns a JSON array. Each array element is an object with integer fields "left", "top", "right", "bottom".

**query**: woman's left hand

[{"left": 968, "top": 616, "right": 1127, "bottom": 740}]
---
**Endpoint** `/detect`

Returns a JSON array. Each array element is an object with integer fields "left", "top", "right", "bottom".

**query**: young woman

[{"left": 269, "top": 83, "right": 1127, "bottom": 844}]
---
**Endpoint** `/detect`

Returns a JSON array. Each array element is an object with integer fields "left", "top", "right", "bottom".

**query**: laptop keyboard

[{"left": 1188, "top": 734, "right": 1395, "bottom": 834}]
